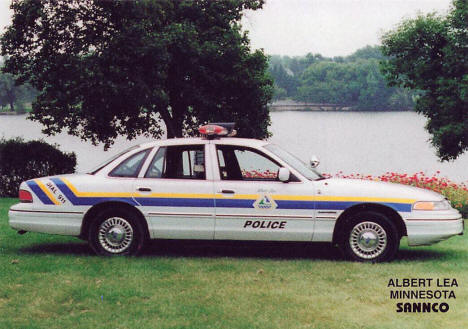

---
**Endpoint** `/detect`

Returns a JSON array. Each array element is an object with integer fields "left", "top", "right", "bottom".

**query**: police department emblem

[{"left": 253, "top": 194, "right": 277, "bottom": 210}]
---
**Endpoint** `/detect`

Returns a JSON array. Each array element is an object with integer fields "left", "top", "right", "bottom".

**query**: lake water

[{"left": 1, "top": 112, "right": 467, "bottom": 182}]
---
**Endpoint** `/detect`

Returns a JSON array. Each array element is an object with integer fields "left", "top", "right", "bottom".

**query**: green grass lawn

[{"left": 1, "top": 198, "right": 467, "bottom": 329}]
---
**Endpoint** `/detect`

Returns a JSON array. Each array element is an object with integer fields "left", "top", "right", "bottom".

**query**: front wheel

[
  {"left": 342, "top": 211, "right": 399, "bottom": 262},
  {"left": 88, "top": 208, "right": 146, "bottom": 256}
]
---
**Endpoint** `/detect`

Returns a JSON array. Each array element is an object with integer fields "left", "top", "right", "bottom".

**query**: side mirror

[
  {"left": 310, "top": 155, "right": 320, "bottom": 168},
  {"left": 278, "top": 167, "right": 290, "bottom": 182}
]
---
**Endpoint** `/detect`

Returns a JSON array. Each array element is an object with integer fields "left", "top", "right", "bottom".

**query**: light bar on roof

[
  {"left": 199, "top": 124, "right": 228, "bottom": 136},
  {"left": 198, "top": 123, "right": 237, "bottom": 138}
]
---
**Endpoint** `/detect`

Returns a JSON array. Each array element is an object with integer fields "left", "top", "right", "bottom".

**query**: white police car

[{"left": 8, "top": 124, "right": 464, "bottom": 262}]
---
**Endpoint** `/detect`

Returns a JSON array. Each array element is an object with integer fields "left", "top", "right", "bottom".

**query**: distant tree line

[{"left": 268, "top": 45, "right": 416, "bottom": 111}]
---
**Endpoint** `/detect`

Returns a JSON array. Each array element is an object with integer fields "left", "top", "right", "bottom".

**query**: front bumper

[{"left": 404, "top": 208, "right": 464, "bottom": 246}]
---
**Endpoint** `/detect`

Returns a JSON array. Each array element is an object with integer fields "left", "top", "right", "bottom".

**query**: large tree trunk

[
  {"left": 159, "top": 106, "right": 183, "bottom": 138},
  {"left": 6, "top": 89, "right": 15, "bottom": 112}
]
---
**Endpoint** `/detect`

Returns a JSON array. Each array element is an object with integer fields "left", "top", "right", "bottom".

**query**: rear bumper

[
  {"left": 9, "top": 203, "right": 83, "bottom": 236},
  {"left": 404, "top": 209, "right": 464, "bottom": 246}
]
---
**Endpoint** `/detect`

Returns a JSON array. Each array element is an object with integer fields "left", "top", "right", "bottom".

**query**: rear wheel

[
  {"left": 342, "top": 211, "right": 399, "bottom": 262},
  {"left": 88, "top": 208, "right": 146, "bottom": 256}
]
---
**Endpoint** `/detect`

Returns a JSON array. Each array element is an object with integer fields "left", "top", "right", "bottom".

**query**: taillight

[{"left": 19, "top": 189, "right": 33, "bottom": 203}]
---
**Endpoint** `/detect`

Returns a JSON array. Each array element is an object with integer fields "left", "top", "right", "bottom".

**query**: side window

[
  {"left": 109, "top": 149, "right": 149, "bottom": 177},
  {"left": 217, "top": 146, "right": 280, "bottom": 181},
  {"left": 145, "top": 145, "right": 205, "bottom": 179}
]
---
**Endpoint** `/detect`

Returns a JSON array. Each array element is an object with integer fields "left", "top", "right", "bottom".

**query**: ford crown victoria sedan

[{"left": 9, "top": 124, "right": 464, "bottom": 262}]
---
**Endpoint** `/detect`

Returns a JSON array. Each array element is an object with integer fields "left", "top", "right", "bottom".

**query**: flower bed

[{"left": 241, "top": 169, "right": 277, "bottom": 179}]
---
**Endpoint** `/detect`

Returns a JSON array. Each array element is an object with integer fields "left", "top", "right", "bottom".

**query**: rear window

[
  {"left": 109, "top": 149, "right": 150, "bottom": 177},
  {"left": 88, "top": 145, "right": 140, "bottom": 174}
]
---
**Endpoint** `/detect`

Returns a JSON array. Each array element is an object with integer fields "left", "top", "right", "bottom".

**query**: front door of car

[
  {"left": 132, "top": 144, "right": 215, "bottom": 239},
  {"left": 212, "top": 144, "right": 315, "bottom": 241}
]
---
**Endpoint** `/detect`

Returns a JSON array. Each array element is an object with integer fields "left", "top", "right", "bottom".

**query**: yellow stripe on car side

[
  {"left": 61, "top": 178, "right": 134, "bottom": 197},
  {"left": 139, "top": 192, "right": 214, "bottom": 199},
  {"left": 60, "top": 178, "right": 415, "bottom": 204},
  {"left": 35, "top": 179, "right": 60, "bottom": 205},
  {"left": 215, "top": 194, "right": 259, "bottom": 200},
  {"left": 61, "top": 178, "right": 213, "bottom": 199}
]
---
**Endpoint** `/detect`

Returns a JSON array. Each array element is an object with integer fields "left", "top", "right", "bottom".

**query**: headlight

[{"left": 413, "top": 200, "right": 451, "bottom": 211}]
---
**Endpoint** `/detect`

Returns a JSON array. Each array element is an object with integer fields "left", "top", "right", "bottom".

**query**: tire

[
  {"left": 88, "top": 208, "right": 147, "bottom": 256},
  {"left": 341, "top": 211, "right": 399, "bottom": 262}
]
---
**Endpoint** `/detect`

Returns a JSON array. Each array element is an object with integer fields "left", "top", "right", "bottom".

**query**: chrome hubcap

[
  {"left": 350, "top": 221, "right": 387, "bottom": 259},
  {"left": 98, "top": 217, "right": 133, "bottom": 254}
]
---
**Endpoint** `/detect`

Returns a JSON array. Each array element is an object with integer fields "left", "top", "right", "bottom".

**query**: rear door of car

[{"left": 132, "top": 143, "right": 216, "bottom": 239}]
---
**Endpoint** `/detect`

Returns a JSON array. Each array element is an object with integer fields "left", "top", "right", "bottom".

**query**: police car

[{"left": 8, "top": 123, "right": 464, "bottom": 262}]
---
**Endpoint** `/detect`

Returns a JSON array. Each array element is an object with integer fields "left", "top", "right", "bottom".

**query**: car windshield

[
  {"left": 264, "top": 144, "right": 323, "bottom": 181},
  {"left": 87, "top": 145, "right": 141, "bottom": 174}
]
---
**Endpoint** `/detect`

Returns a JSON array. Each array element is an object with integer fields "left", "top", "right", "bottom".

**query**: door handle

[
  {"left": 137, "top": 187, "right": 152, "bottom": 192},
  {"left": 219, "top": 189, "right": 235, "bottom": 194}
]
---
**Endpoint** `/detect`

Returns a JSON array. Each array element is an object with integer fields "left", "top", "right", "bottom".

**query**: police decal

[
  {"left": 244, "top": 220, "right": 286, "bottom": 229},
  {"left": 253, "top": 194, "right": 277, "bottom": 210}
]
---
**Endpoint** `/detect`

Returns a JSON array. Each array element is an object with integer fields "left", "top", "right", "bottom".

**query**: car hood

[{"left": 314, "top": 178, "right": 444, "bottom": 202}]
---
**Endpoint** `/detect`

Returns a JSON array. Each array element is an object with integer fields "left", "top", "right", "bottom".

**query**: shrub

[{"left": 0, "top": 138, "right": 76, "bottom": 197}]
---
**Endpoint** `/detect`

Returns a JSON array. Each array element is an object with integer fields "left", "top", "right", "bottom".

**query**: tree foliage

[
  {"left": 346, "top": 45, "right": 386, "bottom": 62},
  {"left": 269, "top": 63, "right": 298, "bottom": 97},
  {"left": 1, "top": 0, "right": 273, "bottom": 147},
  {"left": 381, "top": 0, "right": 468, "bottom": 160}
]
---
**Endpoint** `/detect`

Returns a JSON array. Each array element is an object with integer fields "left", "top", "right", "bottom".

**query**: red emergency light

[
  {"left": 198, "top": 123, "right": 236, "bottom": 138},
  {"left": 199, "top": 124, "right": 228, "bottom": 136}
]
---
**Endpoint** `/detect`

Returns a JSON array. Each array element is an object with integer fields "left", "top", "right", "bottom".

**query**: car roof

[{"left": 138, "top": 137, "right": 269, "bottom": 149}]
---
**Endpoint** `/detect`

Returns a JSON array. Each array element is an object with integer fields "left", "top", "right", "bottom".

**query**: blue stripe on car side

[
  {"left": 215, "top": 199, "right": 254, "bottom": 208},
  {"left": 276, "top": 200, "right": 314, "bottom": 209},
  {"left": 382, "top": 202, "right": 412, "bottom": 212},
  {"left": 136, "top": 197, "right": 215, "bottom": 207},
  {"left": 51, "top": 178, "right": 138, "bottom": 206},
  {"left": 26, "top": 181, "right": 54, "bottom": 205},
  {"left": 50, "top": 177, "right": 412, "bottom": 212},
  {"left": 314, "top": 201, "right": 411, "bottom": 212}
]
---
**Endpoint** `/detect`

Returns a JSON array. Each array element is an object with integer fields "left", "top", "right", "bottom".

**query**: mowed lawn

[{"left": 1, "top": 198, "right": 467, "bottom": 329}]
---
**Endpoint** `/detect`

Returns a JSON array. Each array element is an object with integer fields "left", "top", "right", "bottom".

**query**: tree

[
  {"left": 268, "top": 63, "right": 298, "bottom": 98},
  {"left": 346, "top": 45, "right": 385, "bottom": 62},
  {"left": 0, "top": 70, "right": 36, "bottom": 112},
  {"left": 272, "top": 85, "right": 287, "bottom": 101},
  {"left": 381, "top": 0, "right": 468, "bottom": 160},
  {"left": 0, "top": 72, "right": 16, "bottom": 111},
  {"left": 1, "top": 0, "right": 273, "bottom": 148}
]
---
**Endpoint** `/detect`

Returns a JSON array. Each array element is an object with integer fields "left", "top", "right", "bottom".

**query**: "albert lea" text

[{"left": 387, "top": 278, "right": 458, "bottom": 288}]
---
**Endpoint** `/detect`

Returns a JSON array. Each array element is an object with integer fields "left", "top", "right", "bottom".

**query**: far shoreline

[
  {"left": 269, "top": 108, "right": 413, "bottom": 112},
  {"left": 268, "top": 99, "right": 413, "bottom": 112}
]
